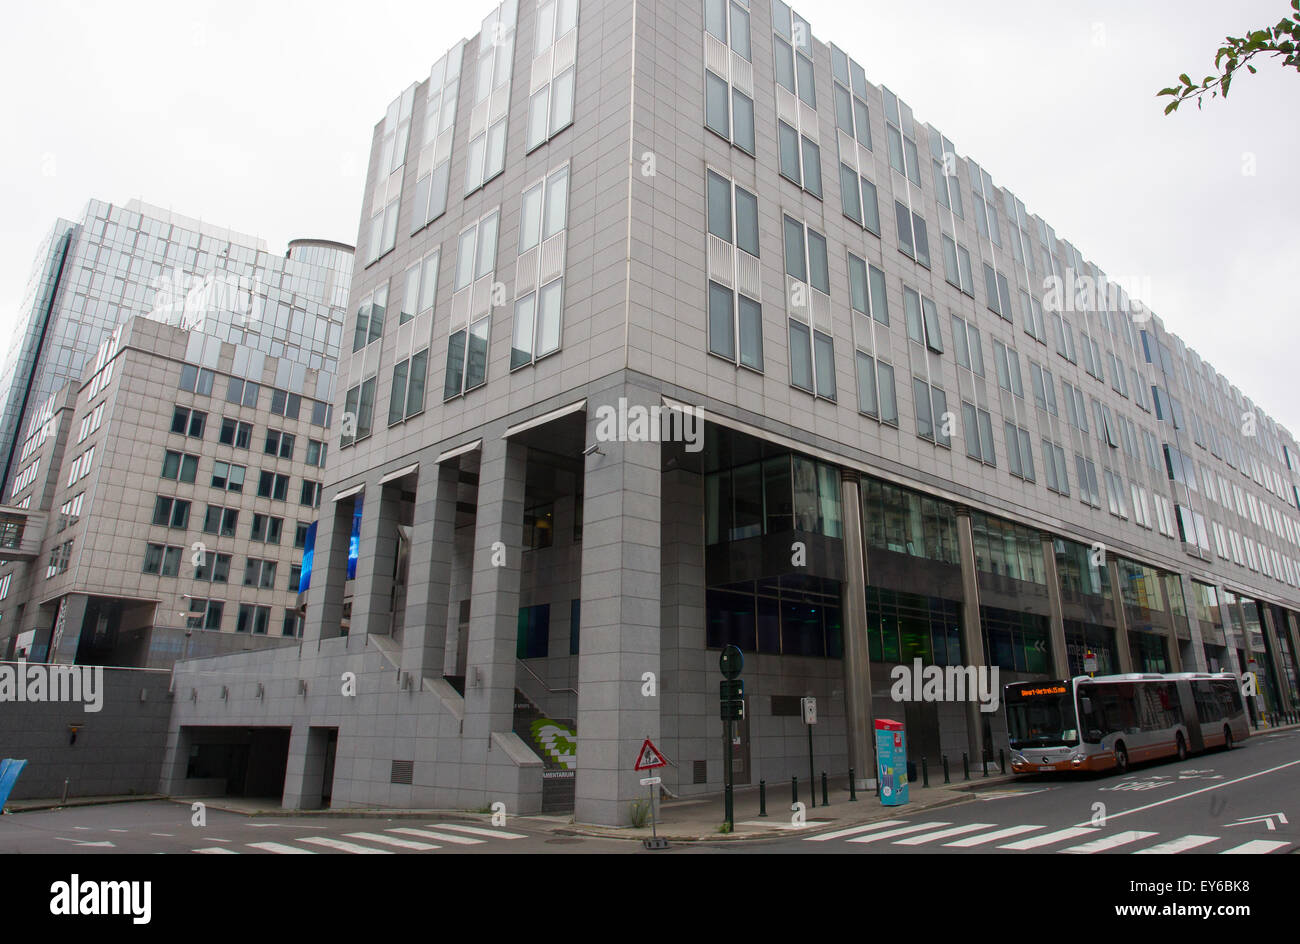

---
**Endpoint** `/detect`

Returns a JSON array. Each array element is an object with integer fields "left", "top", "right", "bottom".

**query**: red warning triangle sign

[{"left": 634, "top": 738, "right": 667, "bottom": 770}]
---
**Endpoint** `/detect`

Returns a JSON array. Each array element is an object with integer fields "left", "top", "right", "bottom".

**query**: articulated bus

[{"left": 1005, "top": 673, "right": 1249, "bottom": 775}]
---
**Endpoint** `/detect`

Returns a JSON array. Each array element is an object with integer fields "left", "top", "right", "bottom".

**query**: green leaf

[
  {"left": 1247, "top": 64, "right": 1257, "bottom": 73},
  {"left": 1164, "top": 101, "right": 1179, "bottom": 115},
  {"left": 1179, "top": 73, "right": 1191, "bottom": 86}
]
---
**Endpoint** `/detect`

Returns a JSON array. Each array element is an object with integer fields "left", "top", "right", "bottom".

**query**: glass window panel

[
  {"left": 789, "top": 321, "right": 813, "bottom": 391},
  {"left": 707, "top": 171, "right": 732, "bottom": 242},
  {"left": 738, "top": 295, "right": 762, "bottom": 370},
  {"left": 519, "top": 183, "right": 543, "bottom": 251},
  {"left": 542, "top": 167, "right": 569, "bottom": 239},
  {"left": 708, "top": 282, "right": 735, "bottom": 360},
  {"left": 549, "top": 68, "right": 575, "bottom": 132},
  {"left": 732, "top": 89, "right": 755, "bottom": 153},
  {"left": 734, "top": 185, "right": 758, "bottom": 256},
  {"left": 705, "top": 70, "right": 729, "bottom": 137}
]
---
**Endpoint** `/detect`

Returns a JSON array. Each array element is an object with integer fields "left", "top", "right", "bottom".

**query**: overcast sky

[{"left": 1, "top": 0, "right": 1296, "bottom": 431}]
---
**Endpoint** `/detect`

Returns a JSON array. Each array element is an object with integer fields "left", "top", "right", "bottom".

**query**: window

[
  {"left": 202, "top": 505, "right": 239, "bottom": 537},
  {"left": 236, "top": 604, "right": 271, "bottom": 635},
  {"left": 703, "top": 2, "right": 755, "bottom": 160},
  {"left": 855, "top": 354, "right": 898, "bottom": 424},
  {"left": 941, "top": 235, "right": 974, "bottom": 296},
  {"left": 881, "top": 86, "right": 922, "bottom": 186},
  {"left": 396, "top": 252, "right": 440, "bottom": 328},
  {"left": 171, "top": 407, "right": 206, "bottom": 438},
  {"left": 902, "top": 286, "right": 943, "bottom": 353},
  {"left": 295, "top": 521, "right": 311, "bottom": 549},
  {"left": 530, "top": 1, "right": 580, "bottom": 152},
  {"left": 219, "top": 418, "right": 253, "bottom": 449},
  {"left": 513, "top": 167, "right": 570, "bottom": 370},
  {"left": 301, "top": 480, "right": 322, "bottom": 508},
  {"left": 465, "top": 13, "right": 514, "bottom": 192},
  {"left": 1062, "top": 382, "right": 1089, "bottom": 433},
  {"left": 282, "top": 608, "right": 302, "bottom": 638},
  {"left": 341, "top": 377, "right": 377, "bottom": 446},
  {"left": 783, "top": 216, "right": 835, "bottom": 399},
  {"left": 1004, "top": 422, "right": 1035, "bottom": 482},
  {"left": 777, "top": 121, "right": 821, "bottom": 198},
  {"left": 194, "top": 551, "right": 232, "bottom": 583},
  {"left": 367, "top": 86, "right": 411, "bottom": 262},
  {"left": 983, "top": 264, "right": 1012, "bottom": 322},
  {"left": 1029, "top": 362, "right": 1058, "bottom": 415},
  {"left": 269, "top": 389, "right": 302, "bottom": 421},
  {"left": 264, "top": 430, "right": 295, "bottom": 460},
  {"left": 186, "top": 598, "right": 223, "bottom": 631},
  {"left": 839, "top": 164, "right": 880, "bottom": 235},
  {"left": 445, "top": 210, "right": 499, "bottom": 400},
  {"left": 244, "top": 558, "right": 278, "bottom": 590},
  {"left": 388, "top": 349, "right": 430, "bottom": 422},
  {"left": 352, "top": 285, "right": 388, "bottom": 353},
  {"left": 142, "top": 543, "right": 182, "bottom": 577},
  {"left": 1075, "top": 455, "right": 1101, "bottom": 507},
  {"left": 1104, "top": 469, "right": 1130, "bottom": 519},
  {"left": 225, "top": 377, "right": 260, "bottom": 408},
  {"left": 913, "top": 378, "right": 950, "bottom": 447},
  {"left": 772, "top": 3, "right": 815, "bottom": 105},
  {"left": 211, "top": 461, "right": 246, "bottom": 493},
  {"left": 894, "top": 202, "right": 929, "bottom": 267},
  {"left": 412, "top": 50, "right": 461, "bottom": 231},
  {"left": 950, "top": 314, "right": 983, "bottom": 376},
  {"left": 178, "top": 365, "right": 216, "bottom": 395},
  {"left": 251, "top": 514, "right": 284, "bottom": 544},
  {"left": 1042, "top": 440, "right": 1069, "bottom": 496},
  {"left": 257, "top": 471, "right": 290, "bottom": 501},
  {"left": 305, "top": 439, "right": 326, "bottom": 468},
  {"left": 930, "top": 130, "right": 963, "bottom": 218},
  {"left": 962, "top": 401, "right": 996, "bottom": 466},
  {"left": 706, "top": 172, "right": 763, "bottom": 370},
  {"left": 46, "top": 540, "right": 73, "bottom": 579},
  {"left": 151, "top": 496, "right": 191, "bottom": 529},
  {"left": 993, "top": 341, "right": 1024, "bottom": 398},
  {"left": 66, "top": 446, "right": 96, "bottom": 487},
  {"left": 161, "top": 449, "right": 198, "bottom": 484}
]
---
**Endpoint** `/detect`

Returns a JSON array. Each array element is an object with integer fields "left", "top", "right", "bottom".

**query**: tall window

[
  {"left": 513, "top": 165, "right": 570, "bottom": 369},
  {"left": 367, "top": 85, "right": 413, "bottom": 264},
  {"left": 465, "top": 2, "right": 516, "bottom": 193},
  {"left": 783, "top": 216, "right": 834, "bottom": 400},
  {"left": 941, "top": 235, "right": 974, "bottom": 296},
  {"left": 1042, "top": 440, "right": 1069, "bottom": 496},
  {"left": 528, "top": 0, "right": 579, "bottom": 151},
  {"left": 412, "top": 46, "right": 463, "bottom": 233},
  {"left": 962, "top": 401, "right": 996, "bottom": 466},
  {"left": 902, "top": 286, "right": 942, "bottom": 353},
  {"left": 913, "top": 377, "right": 950, "bottom": 447},
  {"left": 929, "top": 129, "right": 963, "bottom": 218},
  {"left": 881, "top": 86, "right": 921, "bottom": 186},
  {"left": 352, "top": 285, "right": 388, "bottom": 353},
  {"left": 703, "top": 0, "right": 755, "bottom": 155},
  {"left": 993, "top": 340, "right": 1024, "bottom": 398},
  {"left": 341, "top": 378, "right": 377, "bottom": 446},
  {"left": 1004, "top": 422, "right": 1035, "bottom": 482},
  {"left": 777, "top": 121, "right": 822, "bottom": 198},
  {"left": 706, "top": 170, "right": 762, "bottom": 370},
  {"left": 445, "top": 209, "right": 500, "bottom": 399},
  {"left": 894, "top": 201, "right": 929, "bottom": 267},
  {"left": 950, "top": 314, "right": 983, "bottom": 376}
]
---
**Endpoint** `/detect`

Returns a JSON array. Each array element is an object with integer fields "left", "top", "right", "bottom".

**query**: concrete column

[
  {"left": 463, "top": 435, "right": 527, "bottom": 745},
  {"left": 303, "top": 493, "right": 355, "bottom": 643},
  {"left": 1107, "top": 557, "right": 1135, "bottom": 673},
  {"left": 1177, "top": 573, "right": 1209, "bottom": 672},
  {"left": 838, "top": 471, "right": 874, "bottom": 790},
  {"left": 1157, "top": 577, "right": 1183, "bottom": 672},
  {"left": 954, "top": 510, "right": 986, "bottom": 764},
  {"left": 1040, "top": 536, "right": 1069, "bottom": 678},
  {"left": 575, "top": 387, "right": 661, "bottom": 826},
  {"left": 659, "top": 466, "right": 704, "bottom": 798},
  {"left": 281, "top": 725, "right": 313, "bottom": 810},
  {"left": 1260, "top": 606, "right": 1294, "bottom": 713},
  {"left": 1285, "top": 610, "right": 1300, "bottom": 698},
  {"left": 401, "top": 460, "right": 460, "bottom": 683},
  {"left": 49, "top": 593, "right": 90, "bottom": 664},
  {"left": 350, "top": 480, "right": 403, "bottom": 637}
]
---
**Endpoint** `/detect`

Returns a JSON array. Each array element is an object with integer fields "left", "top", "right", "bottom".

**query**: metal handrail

[{"left": 516, "top": 658, "right": 577, "bottom": 696}]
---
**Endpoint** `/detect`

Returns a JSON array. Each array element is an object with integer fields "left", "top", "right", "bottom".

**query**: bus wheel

[
  {"left": 1114, "top": 743, "right": 1129, "bottom": 774},
  {"left": 1223, "top": 726, "right": 1234, "bottom": 751},
  {"left": 1176, "top": 733, "right": 1187, "bottom": 762}
]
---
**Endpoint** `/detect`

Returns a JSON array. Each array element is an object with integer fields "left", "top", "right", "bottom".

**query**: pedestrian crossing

[
  {"left": 802, "top": 819, "right": 1290, "bottom": 854},
  {"left": 191, "top": 822, "right": 527, "bottom": 855}
]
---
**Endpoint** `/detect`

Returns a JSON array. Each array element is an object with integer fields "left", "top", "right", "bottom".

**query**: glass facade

[
  {"left": 705, "top": 574, "right": 842, "bottom": 658},
  {"left": 705, "top": 453, "right": 841, "bottom": 545},
  {"left": 865, "top": 587, "right": 961, "bottom": 665}
]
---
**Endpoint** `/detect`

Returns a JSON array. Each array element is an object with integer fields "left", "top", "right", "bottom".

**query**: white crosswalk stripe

[
  {"left": 248, "top": 841, "right": 316, "bottom": 854},
  {"left": 845, "top": 822, "right": 951, "bottom": 844},
  {"left": 298, "top": 836, "right": 393, "bottom": 854},
  {"left": 1061, "top": 830, "right": 1157, "bottom": 854},
  {"left": 804, "top": 821, "right": 907, "bottom": 841},
  {"left": 1134, "top": 835, "right": 1219, "bottom": 854},
  {"left": 194, "top": 847, "right": 238, "bottom": 854},
  {"left": 893, "top": 823, "right": 997, "bottom": 846},
  {"left": 945, "top": 825, "right": 1045, "bottom": 847},
  {"left": 345, "top": 831, "right": 439, "bottom": 851},
  {"left": 389, "top": 827, "right": 484, "bottom": 845},
  {"left": 999, "top": 827, "right": 1098, "bottom": 850},
  {"left": 1219, "top": 840, "right": 1290, "bottom": 854},
  {"left": 427, "top": 823, "right": 527, "bottom": 840}
]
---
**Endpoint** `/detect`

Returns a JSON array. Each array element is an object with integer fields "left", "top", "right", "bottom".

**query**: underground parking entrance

[{"left": 176, "top": 726, "right": 294, "bottom": 802}]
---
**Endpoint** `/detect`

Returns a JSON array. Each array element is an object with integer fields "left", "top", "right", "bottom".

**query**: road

[{"left": 0, "top": 728, "right": 1294, "bottom": 855}]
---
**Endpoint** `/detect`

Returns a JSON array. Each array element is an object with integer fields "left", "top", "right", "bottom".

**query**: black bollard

[
  {"left": 922, "top": 755, "right": 929, "bottom": 788},
  {"left": 821, "top": 772, "right": 829, "bottom": 807},
  {"left": 759, "top": 779, "right": 767, "bottom": 817},
  {"left": 999, "top": 749, "right": 1006, "bottom": 775},
  {"left": 792, "top": 776, "right": 798, "bottom": 807},
  {"left": 963, "top": 752, "right": 970, "bottom": 781},
  {"left": 849, "top": 768, "right": 857, "bottom": 802},
  {"left": 943, "top": 754, "right": 950, "bottom": 784}
]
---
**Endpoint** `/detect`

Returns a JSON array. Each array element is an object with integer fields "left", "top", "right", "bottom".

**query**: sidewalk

[{"left": 3, "top": 793, "right": 165, "bottom": 814}]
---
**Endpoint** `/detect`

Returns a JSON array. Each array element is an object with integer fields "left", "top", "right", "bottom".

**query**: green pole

[
  {"left": 807, "top": 723, "right": 816, "bottom": 808},
  {"left": 724, "top": 718, "right": 733, "bottom": 830}
]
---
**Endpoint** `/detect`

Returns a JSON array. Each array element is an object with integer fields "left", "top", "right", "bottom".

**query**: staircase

[{"left": 512, "top": 687, "right": 576, "bottom": 813}]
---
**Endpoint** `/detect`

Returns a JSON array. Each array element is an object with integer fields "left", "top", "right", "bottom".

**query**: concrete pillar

[
  {"left": 1260, "top": 606, "right": 1294, "bottom": 713},
  {"left": 1177, "top": 572, "right": 1209, "bottom": 672},
  {"left": 575, "top": 387, "right": 661, "bottom": 826},
  {"left": 350, "top": 480, "right": 403, "bottom": 637},
  {"left": 303, "top": 493, "right": 356, "bottom": 642},
  {"left": 659, "top": 466, "right": 705, "bottom": 798},
  {"left": 402, "top": 460, "right": 460, "bottom": 683},
  {"left": 1107, "top": 557, "right": 1135, "bottom": 673},
  {"left": 463, "top": 436, "right": 527, "bottom": 745},
  {"left": 839, "top": 471, "right": 874, "bottom": 790},
  {"left": 954, "top": 510, "right": 986, "bottom": 764},
  {"left": 1040, "top": 535, "right": 1069, "bottom": 678},
  {"left": 48, "top": 593, "right": 90, "bottom": 664},
  {"left": 281, "top": 725, "right": 313, "bottom": 810}
]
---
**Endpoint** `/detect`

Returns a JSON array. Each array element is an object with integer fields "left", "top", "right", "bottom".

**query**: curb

[{"left": 2, "top": 794, "right": 165, "bottom": 815}]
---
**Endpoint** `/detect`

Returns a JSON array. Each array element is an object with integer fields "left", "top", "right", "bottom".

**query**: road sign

[
  {"left": 801, "top": 696, "right": 817, "bottom": 724},
  {"left": 720, "top": 698, "right": 744, "bottom": 721},
  {"left": 719, "top": 644, "right": 744, "bottom": 680},
  {"left": 639, "top": 776, "right": 662, "bottom": 786},
  {"left": 720, "top": 679, "right": 744, "bottom": 699},
  {"left": 1084, "top": 651, "right": 1098, "bottom": 673},
  {"left": 634, "top": 738, "right": 667, "bottom": 771}
]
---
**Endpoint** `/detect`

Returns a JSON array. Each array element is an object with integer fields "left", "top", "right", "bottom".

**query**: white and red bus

[{"left": 1005, "top": 672, "right": 1249, "bottom": 775}]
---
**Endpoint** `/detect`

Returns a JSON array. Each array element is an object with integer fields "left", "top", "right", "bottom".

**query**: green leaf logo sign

[{"left": 530, "top": 718, "right": 577, "bottom": 769}]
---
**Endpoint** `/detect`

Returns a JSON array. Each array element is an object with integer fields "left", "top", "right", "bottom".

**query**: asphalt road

[{"left": 0, "top": 728, "right": 1294, "bottom": 855}]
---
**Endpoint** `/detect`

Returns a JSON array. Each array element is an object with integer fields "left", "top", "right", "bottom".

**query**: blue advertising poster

[
  {"left": 876, "top": 724, "right": 909, "bottom": 806},
  {"left": 347, "top": 494, "right": 363, "bottom": 580},
  {"left": 298, "top": 520, "right": 318, "bottom": 593}
]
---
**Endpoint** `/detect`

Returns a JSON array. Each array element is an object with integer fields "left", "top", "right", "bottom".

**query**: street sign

[
  {"left": 719, "top": 644, "right": 744, "bottom": 680},
  {"left": 801, "top": 696, "right": 817, "bottom": 725},
  {"left": 720, "top": 698, "right": 744, "bottom": 721},
  {"left": 720, "top": 679, "right": 744, "bottom": 700},
  {"left": 1084, "top": 651, "right": 1098, "bottom": 673},
  {"left": 634, "top": 738, "right": 668, "bottom": 771},
  {"left": 639, "top": 776, "right": 662, "bottom": 786}
]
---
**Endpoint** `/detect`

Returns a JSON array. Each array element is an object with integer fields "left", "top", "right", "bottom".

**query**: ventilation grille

[
  {"left": 390, "top": 759, "right": 414, "bottom": 785},
  {"left": 693, "top": 760, "right": 707, "bottom": 785}
]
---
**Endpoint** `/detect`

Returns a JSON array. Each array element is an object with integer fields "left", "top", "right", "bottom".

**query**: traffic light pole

[{"left": 724, "top": 718, "right": 733, "bottom": 830}]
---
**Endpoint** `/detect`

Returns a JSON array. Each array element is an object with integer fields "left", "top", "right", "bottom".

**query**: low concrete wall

[{"left": 0, "top": 662, "right": 173, "bottom": 801}]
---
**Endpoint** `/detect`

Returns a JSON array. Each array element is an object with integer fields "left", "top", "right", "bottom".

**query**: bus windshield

[{"left": 1005, "top": 682, "right": 1079, "bottom": 748}]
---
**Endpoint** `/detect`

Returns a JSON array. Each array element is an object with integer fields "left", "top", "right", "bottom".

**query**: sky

[{"left": 1, "top": 0, "right": 1296, "bottom": 430}]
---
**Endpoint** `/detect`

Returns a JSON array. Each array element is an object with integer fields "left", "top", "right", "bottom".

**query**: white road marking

[
  {"left": 846, "top": 822, "right": 951, "bottom": 844},
  {"left": 999, "top": 827, "right": 1098, "bottom": 850},
  {"left": 248, "top": 841, "right": 317, "bottom": 854},
  {"left": 893, "top": 823, "right": 997, "bottom": 845},
  {"left": 738, "top": 820, "right": 832, "bottom": 830},
  {"left": 426, "top": 823, "right": 527, "bottom": 839},
  {"left": 1134, "top": 835, "right": 1220, "bottom": 854},
  {"left": 1219, "top": 840, "right": 1290, "bottom": 854},
  {"left": 1061, "top": 830, "right": 1157, "bottom": 854},
  {"left": 194, "top": 847, "right": 238, "bottom": 854},
  {"left": 389, "top": 827, "right": 484, "bottom": 845},
  {"left": 803, "top": 820, "right": 907, "bottom": 841},
  {"left": 1075, "top": 758, "right": 1300, "bottom": 826},
  {"left": 945, "top": 825, "right": 1044, "bottom": 847},
  {"left": 345, "top": 831, "right": 439, "bottom": 851},
  {"left": 298, "top": 836, "right": 392, "bottom": 854}
]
